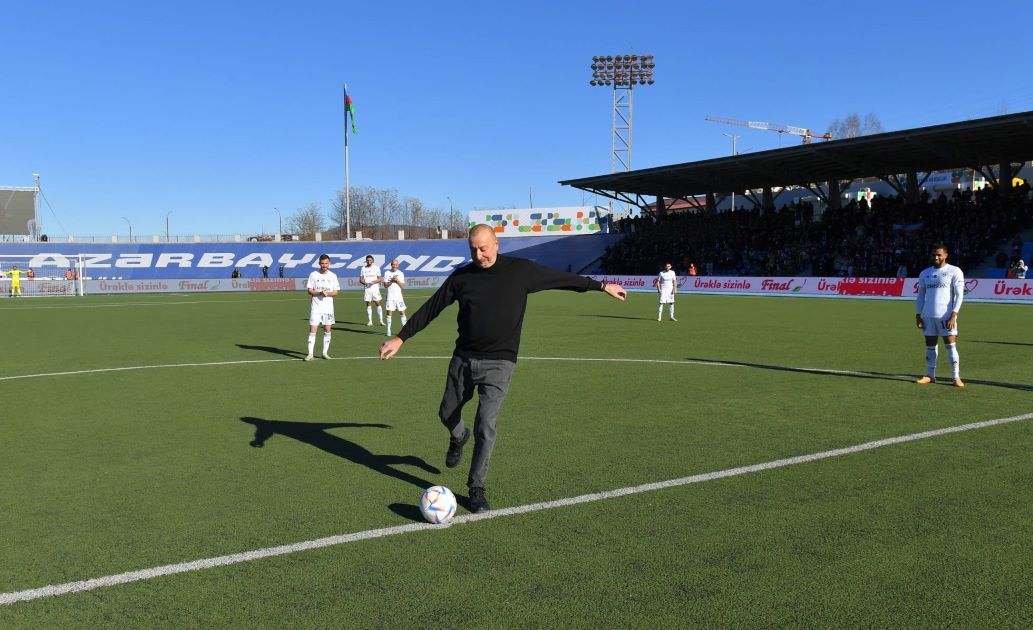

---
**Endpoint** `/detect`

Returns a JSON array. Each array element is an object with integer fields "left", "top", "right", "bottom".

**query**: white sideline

[{"left": 1, "top": 410, "right": 1031, "bottom": 606}]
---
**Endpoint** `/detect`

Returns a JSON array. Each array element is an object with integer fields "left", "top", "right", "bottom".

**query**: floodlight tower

[{"left": 590, "top": 54, "right": 655, "bottom": 216}]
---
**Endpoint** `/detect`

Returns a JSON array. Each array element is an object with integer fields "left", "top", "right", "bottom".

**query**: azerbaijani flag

[{"left": 344, "top": 86, "right": 358, "bottom": 134}]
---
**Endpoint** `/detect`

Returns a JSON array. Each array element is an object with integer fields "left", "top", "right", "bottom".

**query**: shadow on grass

[
  {"left": 333, "top": 325, "right": 385, "bottom": 335},
  {"left": 237, "top": 344, "right": 307, "bottom": 358},
  {"left": 971, "top": 339, "right": 1033, "bottom": 348},
  {"left": 388, "top": 503, "right": 425, "bottom": 523},
  {"left": 584, "top": 314, "right": 659, "bottom": 321},
  {"left": 683, "top": 356, "right": 1033, "bottom": 393},
  {"left": 241, "top": 417, "right": 440, "bottom": 491}
]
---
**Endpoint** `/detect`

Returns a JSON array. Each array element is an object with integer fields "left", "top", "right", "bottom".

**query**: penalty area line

[{"left": 1, "top": 410, "right": 1031, "bottom": 606}]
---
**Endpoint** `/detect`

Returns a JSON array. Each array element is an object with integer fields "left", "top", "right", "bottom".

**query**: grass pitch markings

[
  {"left": 2, "top": 409, "right": 1031, "bottom": 606},
  {"left": 5, "top": 355, "right": 911, "bottom": 384}
]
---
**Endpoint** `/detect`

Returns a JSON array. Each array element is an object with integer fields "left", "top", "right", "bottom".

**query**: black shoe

[
  {"left": 468, "top": 486, "right": 490, "bottom": 513},
  {"left": 445, "top": 428, "right": 471, "bottom": 468}
]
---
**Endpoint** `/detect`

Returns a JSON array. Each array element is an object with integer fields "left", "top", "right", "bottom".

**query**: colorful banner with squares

[{"left": 468, "top": 206, "right": 609, "bottom": 237}]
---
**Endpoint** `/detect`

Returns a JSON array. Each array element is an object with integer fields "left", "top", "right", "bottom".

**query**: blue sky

[{"left": 4, "top": 0, "right": 1032, "bottom": 239}]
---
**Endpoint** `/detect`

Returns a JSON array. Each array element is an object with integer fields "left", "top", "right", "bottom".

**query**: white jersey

[
  {"left": 306, "top": 270, "right": 340, "bottom": 320},
  {"left": 916, "top": 263, "right": 964, "bottom": 319},
  {"left": 658, "top": 269, "right": 677, "bottom": 303},
  {"left": 359, "top": 264, "right": 382, "bottom": 287},
  {"left": 658, "top": 270, "right": 677, "bottom": 292},
  {"left": 383, "top": 269, "right": 405, "bottom": 302}
]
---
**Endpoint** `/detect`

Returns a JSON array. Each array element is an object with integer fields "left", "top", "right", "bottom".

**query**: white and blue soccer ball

[{"left": 420, "top": 485, "right": 457, "bottom": 524}]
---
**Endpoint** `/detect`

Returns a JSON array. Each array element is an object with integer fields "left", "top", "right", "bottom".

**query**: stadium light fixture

[
  {"left": 121, "top": 217, "right": 133, "bottom": 243},
  {"left": 589, "top": 53, "right": 655, "bottom": 216}
]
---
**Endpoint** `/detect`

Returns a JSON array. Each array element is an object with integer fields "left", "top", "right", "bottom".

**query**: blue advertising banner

[{"left": 0, "top": 234, "right": 621, "bottom": 280}]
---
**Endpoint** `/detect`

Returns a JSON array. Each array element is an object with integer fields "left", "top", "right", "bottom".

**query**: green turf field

[{"left": 1, "top": 290, "right": 1031, "bottom": 627}]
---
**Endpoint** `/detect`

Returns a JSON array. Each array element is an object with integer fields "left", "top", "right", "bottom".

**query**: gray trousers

[{"left": 438, "top": 354, "right": 516, "bottom": 489}]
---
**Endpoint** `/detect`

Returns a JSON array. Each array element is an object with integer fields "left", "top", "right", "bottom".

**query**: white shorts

[
  {"left": 310, "top": 310, "right": 335, "bottom": 326},
  {"left": 363, "top": 286, "right": 382, "bottom": 302},
  {"left": 659, "top": 290, "right": 675, "bottom": 304},
  {"left": 385, "top": 298, "right": 406, "bottom": 312},
  {"left": 920, "top": 314, "right": 958, "bottom": 337}
]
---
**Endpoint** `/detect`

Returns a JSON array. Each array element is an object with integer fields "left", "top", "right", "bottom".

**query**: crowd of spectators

[{"left": 602, "top": 182, "right": 1033, "bottom": 277}]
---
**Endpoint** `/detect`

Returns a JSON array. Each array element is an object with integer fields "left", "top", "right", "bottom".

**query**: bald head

[
  {"left": 468, "top": 224, "right": 500, "bottom": 269},
  {"left": 468, "top": 224, "right": 494, "bottom": 239}
]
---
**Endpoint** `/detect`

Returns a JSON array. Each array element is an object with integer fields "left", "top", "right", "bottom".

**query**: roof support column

[
  {"left": 655, "top": 195, "right": 667, "bottom": 217},
  {"left": 906, "top": 171, "right": 919, "bottom": 204},
  {"left": 827, "top": 179, "right": 841, "bottom": 210},
  {"left": 999, "top": 160, "right": 1013, "bottom": 199},
  {"left": 706, "top": 191, "right": 716, "bottom": 213},
  {"left": 762, "top": 187, "right": 774, "bottom": 213}
]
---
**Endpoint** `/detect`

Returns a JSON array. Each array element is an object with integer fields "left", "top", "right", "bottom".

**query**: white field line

[
  {"left": 0, "top": 291, "right": 438, "bottom": 311},
  {"left": 2, "top": 409, "right": 1031, "bottom": 606},
  {"left": 4, "top": 355, "right": 882, "bottom": 383}
]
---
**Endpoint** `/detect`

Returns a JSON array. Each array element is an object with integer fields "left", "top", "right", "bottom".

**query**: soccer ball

[{"left": 419, "top": 485, "right": 457, "bottom": 524}]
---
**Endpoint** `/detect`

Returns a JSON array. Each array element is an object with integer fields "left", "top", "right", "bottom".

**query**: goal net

[{"left": 0, "top": 254, "right": 85, "bottom": 298}]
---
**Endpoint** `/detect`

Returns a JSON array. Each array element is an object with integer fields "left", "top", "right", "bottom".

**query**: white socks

[
  {"left": 366, "top": 306, "right": 372, "bottom": 323},
  {"left": 307, "top": 332, "right": 331, "bottom": 357},
  {"left": 377, "top": 306, "right": 384, "bottom": 324},
  {"left": 386, "top": 314, "right": 407, "bottom": 336},
  {"left": 669, "top": 303, "right": 676, "bottom": 319},
  {"left": 945, "top": 343, "right": 959, "bottom": 379},
  {"left": 925, "top": 343, "right": 960, "bottom": 379}
]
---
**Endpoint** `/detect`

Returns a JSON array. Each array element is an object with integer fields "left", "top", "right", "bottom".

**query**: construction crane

[{"left": 705, "top": 115, "right": 833, "bottom": 144}]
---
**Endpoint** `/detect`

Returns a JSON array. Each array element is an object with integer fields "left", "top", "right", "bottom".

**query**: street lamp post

[
  {"left": 121, "top": 217, "right": 133, "bottom": 243},
  {"left": 165, "top": 211, "right": 172, "bottom": 242},
  {"left": 274, "top": 207, "right": 282, "bottom": 237},
  {"left": 723, "top": 133, "right": 741, "bottom": 211},
  {"left": 446, "top": 196, "right": 454, "bottom": 238},
  {"left": 589, "top": 54, "right": 655, "bottom": 217}
]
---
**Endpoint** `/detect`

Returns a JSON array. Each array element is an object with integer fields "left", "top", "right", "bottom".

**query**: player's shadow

[
  {"left": 333, "top": 325, "right": 385, "bottom": 335},
  {"left": 683, "top": 357, "right": 1033, "bottom": 392},
  {"left": 241, "top": 417, "right": 440, "bottom": 491},
  {"left": 584, "top": 314, "right": 657, "bottom": 321},
  {"left": 971, "top": 339, "right": 1033, "bottom": 348},
  {"left": 237, "top": 344, "right": 307, "bottom": 358}
]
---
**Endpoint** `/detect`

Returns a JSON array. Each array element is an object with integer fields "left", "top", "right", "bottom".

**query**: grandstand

[{"left": 560, "top": 111, "right": 1033, "bottom": 278}]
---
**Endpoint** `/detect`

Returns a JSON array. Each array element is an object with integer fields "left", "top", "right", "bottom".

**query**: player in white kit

[
  {"left": 305, "top": 254, "right": 340, "bottom": 361},
  {"left": 382, "top": 258, "right": 408, "bottom": 337},
  {"left": 359, "top": 254, "right": 385, "bottom": 326},
  {"left": 656, "top": 262, "right": 677, "bottom": 321},
  {"left": 915, "top": 244, "right": 965, "bottom": 387}
]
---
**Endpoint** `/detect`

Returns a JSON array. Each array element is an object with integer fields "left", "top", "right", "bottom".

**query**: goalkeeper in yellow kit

[{"left": 4, "top": 265, "right": 26, "bottom": 297}]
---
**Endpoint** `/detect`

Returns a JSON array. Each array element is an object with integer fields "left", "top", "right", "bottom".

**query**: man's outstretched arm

[{"left": 379, "top": 277, "right": 456, "bottom": 360}]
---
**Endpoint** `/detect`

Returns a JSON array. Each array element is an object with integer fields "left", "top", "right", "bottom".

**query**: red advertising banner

[{"left": 590, "top": 275, "right": 1033, "bottom": 303}]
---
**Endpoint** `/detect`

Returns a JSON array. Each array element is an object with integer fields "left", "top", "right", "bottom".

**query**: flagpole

[{"left": 343, "top": 83, "right": 351, "bottom": 240}]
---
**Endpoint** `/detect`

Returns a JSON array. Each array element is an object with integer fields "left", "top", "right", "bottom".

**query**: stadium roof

[{"left": 559, "top": 111, "right": 1033, "bottom": 205}]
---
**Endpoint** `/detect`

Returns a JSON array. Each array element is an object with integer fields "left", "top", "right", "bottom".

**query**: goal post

[{"left": 0, "top": 253, "right": 85, "bottom": 297}]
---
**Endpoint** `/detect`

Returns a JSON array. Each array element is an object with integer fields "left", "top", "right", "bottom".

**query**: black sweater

[{"left": 397, "top": 255, "right": 604, "bottom": 362}]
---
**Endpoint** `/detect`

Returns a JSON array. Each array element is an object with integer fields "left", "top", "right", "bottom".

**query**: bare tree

[
  {"left": 330, "top": 187, "right": 377, "bottom": 239},
  {"left": 326, "top": 186, "right": 467, "bottom": 240},
  {"left": 370, "top": 188, "right": 403, "bottom": 240},
  {"left": 287, "top": 202, "right": 326, "bottom": 240},
  {"left": 862, "top": 113, "right": 884, "bottom": 135},
  {"left": 827, "top": 112, "right": 883, "bottom": 139}
]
